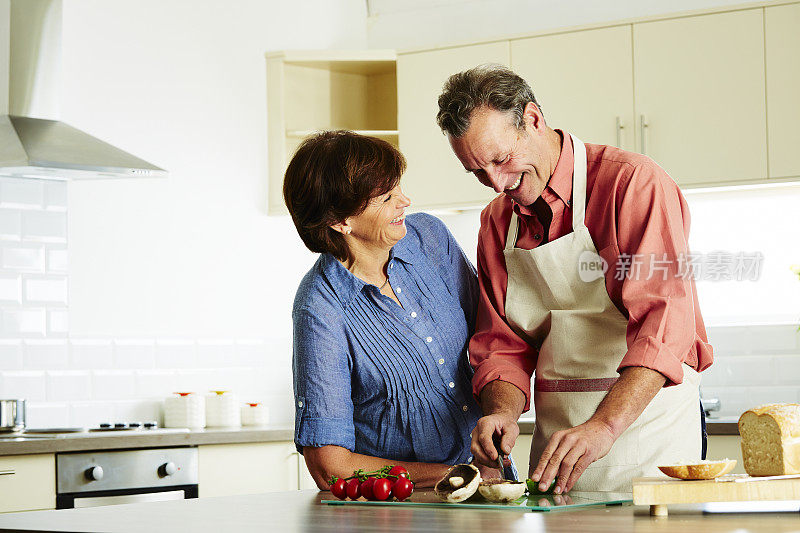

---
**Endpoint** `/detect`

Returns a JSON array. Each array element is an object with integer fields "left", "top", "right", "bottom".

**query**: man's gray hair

[{"left": 436, "top": 64, "right": 542, "bottom": 138}]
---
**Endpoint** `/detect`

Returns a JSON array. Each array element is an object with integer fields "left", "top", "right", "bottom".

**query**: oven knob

[
  {"left": 159, "top": 462, "right": 177, "bottom": 477},
  {"left": 85, "top": 466, "right": 103, "bottom": 481}
]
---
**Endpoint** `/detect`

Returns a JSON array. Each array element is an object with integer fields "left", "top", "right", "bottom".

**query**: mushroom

[
  {"left": 434, "top": 464, "right": 481, "bottom": 503},
  {"left": 477, "top": 479, "right": 527, "bottom": 503}
]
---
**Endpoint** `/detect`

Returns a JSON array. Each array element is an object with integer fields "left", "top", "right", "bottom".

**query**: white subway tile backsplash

[
  {"left": 176, "top": 369, "right": 217, "bottom": 394},
  {"left": 0, "top": 210, "right": 22, "bottom": 241},
  {"left": 236, "top": 339, "right": 267, "bottom": 367},
  {"left": 48, "top": 309, "right": 69, "bottom": 335},
  {"left": 22, "top": 211, "right": 66, "bottom": 242},
  {"left": 0, "top": 275, "right": 21, "bottom": 303},
  {"left": 43, "top": 181, "right": 67, "bottom": 211},
  {"left": 113, "top": 339, "right": 156, "bottom": 369},
  {"left": 70, "top": 339, "right": 113, "bottom": 369},
  {"left": 2, "top": 245, "right": 44, "bottom": 271},
  {"left": 0, "top": 179, "right": 44, "bottom": 209},
  {"left": 46, "top": 371, "right": 92, "bottom": 402},
  {"left": 701, "top": 386, "right": 751, "bottom": 418},
  {"left": 747, "top": 385, "right": 800, "bottom": 407},
  {"left": 25, "top": 402, "right": 69, "bottom": 428},
  {"left": 0, "top": 340, "right": 22, "bottom": 370},
  {"left": 23, "top": 340, "right": 68, "bottom": 370},
  {"left": 111, "top": 400, "right": 163, "bottom": 425},
  {"left": 155, "top": 340, "right": 196, "bottom": 368},
  {"left": 92, "top": 370, "right": 136, "bottom": 400},
  {"left": 135, "top": 370, "right": 178, "bottom": 399},
  {"left": 46, "top": 248, "right": 68, "bottom": 273},
  {"left": 2, "top": 308, "right": 46, "bottom": 336},
  {"left": 69, "top": 401, "right": 115, "bottom": 428},
  {"left": 24, "top": 277, "right": 68, "bottom": 304},
  {"left": 718, "top": 356, "right": 773, "bottom": 387},
  {"left": 1, "top": 371, "right": 46, "bottom": 401},
  {"left": 196, "top": 340, "right": 235, "bottom": 367},
  {"left": 774, "top": 355, "right": 800, "bottom": 386}
]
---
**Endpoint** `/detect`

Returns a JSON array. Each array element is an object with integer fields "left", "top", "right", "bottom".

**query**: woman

[{"left": 284, "top": 131, "right": 486, "bottom": 488}]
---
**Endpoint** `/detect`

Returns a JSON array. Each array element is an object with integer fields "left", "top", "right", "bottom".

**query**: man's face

[{"left": 448, "top": 106, "right": 549, "bottom": 207}]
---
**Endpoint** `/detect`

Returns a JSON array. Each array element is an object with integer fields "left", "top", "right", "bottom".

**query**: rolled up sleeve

[
  {"left": 292, "top": 307, "right": 356, "bottom": 453},
  {"left": 469, "top": 207, "right": 537, "bottom": 412},
  {"left": 613, "top": 161, "right": 698, "bottom": 386}
]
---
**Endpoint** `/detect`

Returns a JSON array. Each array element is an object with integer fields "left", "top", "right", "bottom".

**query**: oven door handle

[{"left": 73, "top": 489, "right": 187, "bottom": 508}]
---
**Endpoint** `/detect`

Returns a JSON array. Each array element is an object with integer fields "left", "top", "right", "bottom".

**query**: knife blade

[{"left": 492, "top": 433, "right": 506, "bottom": 480}]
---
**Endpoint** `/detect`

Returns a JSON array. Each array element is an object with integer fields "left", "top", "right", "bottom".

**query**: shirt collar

[
  {"left": 390, "top": 232, "right": 415, "bottom": 265},
  {"left": 320, "top": 253, "right": 366, "bottom": 308},
  {"left": 513, "top": 129, "right": 573, "bottom": 216}
]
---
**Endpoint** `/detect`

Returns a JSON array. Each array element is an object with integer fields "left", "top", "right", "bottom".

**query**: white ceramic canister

[
  {"left": 205, "top": 390, "right": 241, "bottom": 428},
  {"left": 163, "top": 392, "right": 205, "bottom": 429},
  {"left": 241, "top": 403, "right": 269, "bottom": 426}
]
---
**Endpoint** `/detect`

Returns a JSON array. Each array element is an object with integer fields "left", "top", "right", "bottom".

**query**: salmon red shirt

[{"left": 470, "top": 131, "right": 714, "bottom": 411}]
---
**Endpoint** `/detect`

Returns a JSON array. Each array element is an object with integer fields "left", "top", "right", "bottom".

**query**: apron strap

[
  {"left": 570, "top": 134, "right": 588, "bottom": 230},
  {"left": 504, "top": 211, "right": 520, "bottom": 251}
]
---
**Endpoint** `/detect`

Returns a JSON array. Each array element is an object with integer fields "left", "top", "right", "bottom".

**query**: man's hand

[
  {"left": 471, "top": 380, "right": 527, "bottom": 468},
  {"left": 470, "top": 413, "right": 519, "bottom": 468},
  {"left": 529, "top": 419, "right": 616, "bottom": 494}
]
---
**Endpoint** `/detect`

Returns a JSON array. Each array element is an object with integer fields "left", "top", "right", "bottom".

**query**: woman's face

[{"left": 345, "top": 183, "right": 412, "bottom": 250}]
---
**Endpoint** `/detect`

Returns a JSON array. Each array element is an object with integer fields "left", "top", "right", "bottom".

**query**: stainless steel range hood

[{"left": 0, "top": 0, "right": 166, "bottom": 180}]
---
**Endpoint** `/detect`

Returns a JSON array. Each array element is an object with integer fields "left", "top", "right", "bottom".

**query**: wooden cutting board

[{"left": 632, "top": 474, "right": 800, "bottom": 516}]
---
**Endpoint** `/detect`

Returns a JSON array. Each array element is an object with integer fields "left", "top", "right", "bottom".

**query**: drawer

[{"left": 0, "top": 454, "right": 55, "bottom": 513}]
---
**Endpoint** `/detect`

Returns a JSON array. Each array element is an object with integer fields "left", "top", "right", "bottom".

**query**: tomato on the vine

[
  {"left": 360, "top": 477, "right": 377, "bottom": 500},
  {"left": 372, "top": 478, "right": 393, "bottom": 501},
  {"left": 393, "top": 478, "right": 414, "bottom": 501},
  {"left": 346, "top": 478, "right": 361, "bottom": 499},
  {"left": 387, "top": 465, "right": 409, "bottom": 479},
  {"left": 330, "top": 478, "right": 347, "bottom": 500}
]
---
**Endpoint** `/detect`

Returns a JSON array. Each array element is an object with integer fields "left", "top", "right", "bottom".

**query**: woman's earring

[{"left": 344, "top": 228, "right": 351, "bottom": 235}]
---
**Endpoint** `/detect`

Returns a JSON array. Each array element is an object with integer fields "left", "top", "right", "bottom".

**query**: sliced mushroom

[
  {"left": 477, "top": 479, "right": 526, "bottom": 503},
  {"left": 434, "top": 464, "right": 481, "bottom": 503}
]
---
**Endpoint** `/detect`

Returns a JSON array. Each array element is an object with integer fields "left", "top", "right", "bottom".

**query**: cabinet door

[
  {"left": 633, "top": 9, "right": 767, "bottom": 186},
  {"left": 198, "top": 442, "right": 299, "bottom": 497},
  {"left": 511, "top": 433, "right": 533, "bottom": 480},
  {"left": 766, "top": 4, "right": 800, "bottom": 179},
  {"left": 397, "top": 42, "right": 510, "bottom": 210},
  {"left": 0, "top": 454, "right": 55, "bottom": 513},
  {"left": 511, "top": 25, "right": 635, "bottom": 151},
  {"left": 706, "top": 435, "right": 745, "bottom": 474}
]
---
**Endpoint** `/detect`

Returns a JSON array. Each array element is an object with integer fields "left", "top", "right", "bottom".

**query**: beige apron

[{"left": 504, "top": 135, "right": 700, "bottom": 492}]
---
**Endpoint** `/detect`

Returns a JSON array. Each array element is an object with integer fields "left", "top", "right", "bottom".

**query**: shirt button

[
  {"left": 297, "top": 401, "right": 303, "bottom": 407},
  {"left": 438, "top": 358, "right": 445, "bottom": 365},
  {"left": 411, "top": 312, "right": 417, "bottom": 318},
  {"left": 426, "top": 336, "right": 433, "bottom": 343},
  {"left": 462, "top": 405, "right": 468, "bottom": 412},
  {"left": 448, "top": 382, "right": 455, "bottom": 388},
  {"left": 389, "top": 263, "right": 393, "bottom": 269},
  {"left": 396, "top": 287, "right": 402, "bottom": 294},
  {"left": 534, "top": 233, "right": 542, "bottom": 240}
]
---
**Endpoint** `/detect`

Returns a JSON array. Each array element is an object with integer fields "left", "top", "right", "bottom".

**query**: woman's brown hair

[{"left": 283, "top": 130, "right": 406, "bottom": 262}]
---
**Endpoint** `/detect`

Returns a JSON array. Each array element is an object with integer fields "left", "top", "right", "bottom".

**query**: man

[{"left": 436, "top": 65, "right": 713, "bottom": 494}]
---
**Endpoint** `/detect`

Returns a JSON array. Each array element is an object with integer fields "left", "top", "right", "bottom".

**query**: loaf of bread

[{"left": 738, "top": 403, "right": 800, "bottom": 476}]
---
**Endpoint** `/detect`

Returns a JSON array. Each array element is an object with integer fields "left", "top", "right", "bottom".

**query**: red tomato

[
  {"left": 346, "top": 478, "right": 361, "bottom": 500},
  {"left": 373, "top": 478, "right": 393, "bottom": 501},
  {"left": 388, "top": 465, "right": 409, "bottom": 479},
  {"left": 360, "top": 477, "right": 377, "bottom": 500},
  {"left": 393, "top": 478, "right": 414, "bottom": 501},
  {"left": 330, "top": 478, "right": 347, "bottom": 500}
]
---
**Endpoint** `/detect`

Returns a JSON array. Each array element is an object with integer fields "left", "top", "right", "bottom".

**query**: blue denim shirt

[{"left": 292, "top": 213, "right": 481, "bottom": 465}]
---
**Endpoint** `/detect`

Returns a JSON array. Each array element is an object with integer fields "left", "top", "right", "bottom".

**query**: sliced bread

[{"left": 658, "top": 459, "right": 737, "bottom": 480}]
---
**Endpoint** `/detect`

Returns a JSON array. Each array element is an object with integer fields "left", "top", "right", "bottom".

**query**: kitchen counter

[
  {"left": 0, "top": 489, "right": 796, "bottom": 533},
  {"left": 0, "top": 427, "right": 294, "bottom": 456}
]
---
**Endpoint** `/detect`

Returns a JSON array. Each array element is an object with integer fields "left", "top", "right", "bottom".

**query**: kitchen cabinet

[
  {"left": 632, "top": 9, "right": 768, "bottom": 186},
  {"left": 266, "top": 50, "right": 398, "bottom": 215},
  {"left": 510, "top": 25, "right": 636, "bottom": 151},
  {"left": 706, "top": 435, "right": 745, "bottom": 474},
  {"left": 397, "top": 42, "right": 510, "bottom": 210},
  {"left": 511, "top": 433, "right": 533, "bottom": 480},
  {"left": 198, "top": 442, "right": 302, "bottom": 497},
  {"left": 765, "top": 3, "right": 800, "bottom": 179},
  {"left": 0, "top": 453, "right": 55, "bottom": 513}
]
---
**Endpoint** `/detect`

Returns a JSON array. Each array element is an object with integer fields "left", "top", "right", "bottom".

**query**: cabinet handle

[
  {"left": 615, "top": 117, "right": 624, "bottom": 147},
  {"left": 639, "top": 114, "right": 649, "bottom": 155},
  {"left": 0, "top": 469, "right": 15, "bottom": 476}
]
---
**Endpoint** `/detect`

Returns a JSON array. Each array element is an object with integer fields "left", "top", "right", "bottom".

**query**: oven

[{"left": 56, "top": 447, "right": 198, "bottom": 509}]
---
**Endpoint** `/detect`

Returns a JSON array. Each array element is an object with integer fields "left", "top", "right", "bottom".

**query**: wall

[
  {"left": 366, "top": 0, "right": 759, "bottom": 50},
  {"left": 0, "top": 0, "right": 368, "bottom": 428}
]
